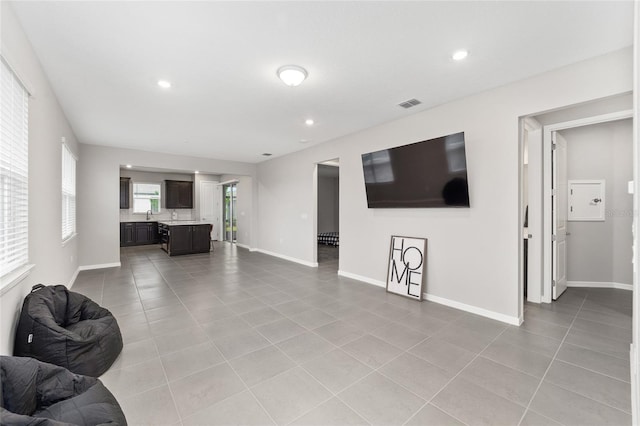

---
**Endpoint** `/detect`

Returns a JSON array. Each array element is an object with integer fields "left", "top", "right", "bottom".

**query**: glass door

[{"left": 223, "top": 183, "right": 237, "bottom": 242}]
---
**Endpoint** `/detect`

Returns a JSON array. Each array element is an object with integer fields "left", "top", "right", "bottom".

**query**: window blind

[
  {"left": 61, "top": 143, "right": 76, "bottom": 242},
  {"left": 0, "top": 57, "right": 29, "bottom": 278}
]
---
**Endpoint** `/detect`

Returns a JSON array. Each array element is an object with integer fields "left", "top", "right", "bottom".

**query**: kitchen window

[
  {"left": 61, "top": 143, "right": 76, "bottom": 242},
  {"left": 133, "top": 183, "right": 161, "bottom": 214},
  {"left": 1, "top": 56, "right": 30, "bottom": 281}
]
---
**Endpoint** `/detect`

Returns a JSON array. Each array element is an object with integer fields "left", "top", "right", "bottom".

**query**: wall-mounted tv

[{"left": 361, "top": 132, "right": 470, "bottom": 208}]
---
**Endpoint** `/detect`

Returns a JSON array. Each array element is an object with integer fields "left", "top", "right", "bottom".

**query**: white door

[
  {"left": 552, "top": 132, "right": 568, "bottom": 299},
  {"left": 200, "top": 181, "right": 222, "bottom": 241}
]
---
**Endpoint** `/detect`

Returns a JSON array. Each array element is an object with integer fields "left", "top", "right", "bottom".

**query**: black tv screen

[{"left": 361, "top": 132, "right": 470, "bottom": 208}]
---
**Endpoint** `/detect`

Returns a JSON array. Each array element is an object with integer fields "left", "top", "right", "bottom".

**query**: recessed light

[
  {"left": 157, "top": 80, "right": 171, "bottom": 89},
  {"left": 277, "top": 65, "right": 308, "bottom": 87},
  {"left": 305, "top": 119, "right": 314, "bottom": 126},
  {"left": 125, "top": 164, "right": 132, "bottom": 168},
  {"left": 452, "top": 50, "right": 468, "bottom": 61},
  {"left": 194, "top": 170, "right": 199, "bottom": 174},
  {"left": 299, "top": 139, "right": 310, "bottom": 144}
]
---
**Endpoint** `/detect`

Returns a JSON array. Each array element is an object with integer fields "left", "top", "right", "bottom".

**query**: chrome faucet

[{"left": 146, "top": 210, "right": 152, "bottom": 220}]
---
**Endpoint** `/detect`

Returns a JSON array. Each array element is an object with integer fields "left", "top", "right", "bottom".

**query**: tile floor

[{"left": 70, "top": 243, "right": 633, "bottom": 426}]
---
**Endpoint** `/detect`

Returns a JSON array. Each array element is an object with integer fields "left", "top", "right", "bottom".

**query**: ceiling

[{"left": 10, "top": 1, "right": 633, "bottom": 163}]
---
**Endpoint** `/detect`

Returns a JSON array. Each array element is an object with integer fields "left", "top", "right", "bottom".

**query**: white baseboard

[
  {"left": 423, "top": 293, "right": 522, "bottom": 326},
  {"left": 67, "top": 267, "right": 80, "bottom": 289},
  {"left": 78, "top": 262, "right": 121, "bottom": 272},
  {"left": 235, "top": 243, "right": 253, "bottom": 251},
  {"left": 567, "top": 281, "right": 633, "bottom": 291},
  {"left": 338, "top": 270, "right": 385, "bottom": 288},
  {"left": 337, "top": 270, "right": 521, "bottom": 326},
  {"left": 631, "top": 343, "right": 638, "bottom": 423},
  {"left": 68, "top": 262, "right": 121, "bottom": 289},
  {"left": 253, "top": 249, "right": 318, "bottom": 268}
]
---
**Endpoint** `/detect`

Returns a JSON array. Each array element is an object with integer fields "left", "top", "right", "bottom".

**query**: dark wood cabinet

[
  {"left": 120, "top": 223, "right": 135, "bottom": 245},
  {"left": 135, "top": 222, "right": 159, "bottom": 245},
  {"left": 165, "top": 180, "right": 193, "bottom": 209},
  {"left": 167, "top": 226, "right": 192, "bottom": 255},
  {"left": 120, "top": 177, "right": 130, "bottom": 209},
  {"left": 120, "top": 222, "right": 159, "bottom": 247},
  {"left": 164, "top": 224, "right": 211, "bottom": 256}
]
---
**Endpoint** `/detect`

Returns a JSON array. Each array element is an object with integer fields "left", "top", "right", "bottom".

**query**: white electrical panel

[{"left": 568, "top": 180, "right": 605, "bottom": 221}]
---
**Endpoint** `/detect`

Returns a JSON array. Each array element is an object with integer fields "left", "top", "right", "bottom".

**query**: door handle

[{"left": 591, "top": 198, "right": 602, "bottom": 204}]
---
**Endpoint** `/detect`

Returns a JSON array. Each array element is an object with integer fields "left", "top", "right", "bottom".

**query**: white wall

[
  {"left": 318, "top": 174, "right": 339, "bottom": 233},
  {"left": 0, "top": 3, "right": 80, "bottom": 354},
  {"left": 562, "top": 120, "right": 633, "bottom": 285},
  {"left": 77, "top": 144, "right": 256, "bottom": 268},
  {"left": 257, "top": 48, "right": 633, "bottom": 324},
  {"left": 119, "top": 170, "right": 195, "bottom": 222}
]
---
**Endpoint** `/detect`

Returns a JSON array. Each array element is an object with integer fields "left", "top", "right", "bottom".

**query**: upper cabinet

[
  {"left": 165, "top": 180, "right": 193, "bottom": 209},
  {"left": 120, "top": 177, "right": 130, "bottom": 209}
]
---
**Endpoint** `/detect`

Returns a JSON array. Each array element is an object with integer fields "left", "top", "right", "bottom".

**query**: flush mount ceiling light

[
  {"left": 452, "top": 50, "right": 469, "bottom": 61},
  {"left": 305, "top": 119, "right": 314, "bottom": 126},
  {"left": 277, "top": 65, "right": 308, "bottom": 87},
  {"left": 157, "top": 80, "right": 171, "bottom": 89}
]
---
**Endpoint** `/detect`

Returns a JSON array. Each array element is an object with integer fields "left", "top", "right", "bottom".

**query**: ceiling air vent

[
  {"left": 398, "top": 98, "right": 422, "bottom": 109},
  {"left": 262, "top": 153, "right": 272, "bottom": 156}
]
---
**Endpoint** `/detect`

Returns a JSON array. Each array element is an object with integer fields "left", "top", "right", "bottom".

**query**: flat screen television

[{"left": 361, "top": 132, "right": 470, "bottom": 208}]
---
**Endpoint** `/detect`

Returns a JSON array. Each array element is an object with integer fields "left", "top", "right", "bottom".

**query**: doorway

[
  {"left": 199, "top": 180, "right": 222, "bottom": 241},
  {"left": 315, "top": 159, "right": 340, "bottom": 270},
  {"left": 223, "top": 182, "right": 237, "bottom": 243},
  {"left": 522, "top": 104, "right": 633, "bottom": 310}
]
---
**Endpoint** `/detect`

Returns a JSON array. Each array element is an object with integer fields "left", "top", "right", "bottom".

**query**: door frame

[
  {"left": 221, "top": 180, "right": 238, "bottom": 243},
  {"left": 551, "top": 131, "right": 568, "bottom": 300},
  {"left": 313, "top": 159, "right": 340, "bottom": 266},
  {"left": 540, "top": 109, "right": 633, "bottom": 302}
]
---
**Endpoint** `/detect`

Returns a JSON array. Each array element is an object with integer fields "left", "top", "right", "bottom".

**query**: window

[
  {"left": 133, "top": 183, "right": 161, "bottom": 214},
  {"left": 1, "top": 57, "right": 29, "bottom": 278},
  {"left": 61, "top": 143, "right": 76, "bottom": 242}
]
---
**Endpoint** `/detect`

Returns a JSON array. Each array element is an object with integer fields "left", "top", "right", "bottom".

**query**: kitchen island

[{"left": 158, "top": 220, "right": 212, "bottom": 256}]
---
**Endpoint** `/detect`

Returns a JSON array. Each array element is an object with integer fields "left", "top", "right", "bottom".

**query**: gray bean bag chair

[
  {"left": 0, "top": 356, "right": 126, "bottom": 425},
  {"left": 14, "top": 284, "right": 123, "bottom": 377}
]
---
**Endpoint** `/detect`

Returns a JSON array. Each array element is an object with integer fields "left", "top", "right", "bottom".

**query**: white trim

[
  {"left": 67, "top": 267, "right": 80, "bottom": 289},
  {"left": 631, "top": 343, "right": 638, "bottom": 424},
  {"left": 253, "top": 249, "right": 318, "bottom": 268},
  {"left": 542, "top": 109, "right": 634, "bottom": 304},
  {"left": 68, "top": 263, "right": 121, "bottom": 289},
  {"left": 78, "top": 262, "right": 121, "bottom": 271},
  {"left": 0, "top": 52, "right": 34, "bottom": 96},
  {"left": 235, "top": 243, "right": 254, "bottom": 251},
  {"left": 0, "top": 264, "right": 35, "bottom": 296},
  {"left": 423, "top": 293, "right": 522, "bottom": 326},
  {"left": 545, "top": 109, "right": 633, "bottom": 133},
  {"left": 337, "top": 270, "right": 521, "bottom": 325},
  {"left": 567, "top": 280, "right": 633, "bottom": 291},
  {"left": 61, "top": 233, "right": 78, "bottom": 247},
  {"left": 338, "top": 270, "right": 385, "bottom": 288}
]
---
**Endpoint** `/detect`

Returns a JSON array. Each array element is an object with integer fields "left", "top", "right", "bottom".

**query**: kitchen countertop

[{"left": 157, "top": 220, "right": 213, "bottom": 226}]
